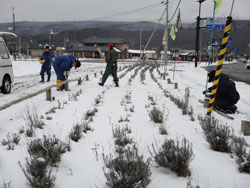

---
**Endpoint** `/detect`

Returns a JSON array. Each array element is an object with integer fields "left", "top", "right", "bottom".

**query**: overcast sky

[{"left": 0, "top": 0, "right": 249, "bottom": 24}]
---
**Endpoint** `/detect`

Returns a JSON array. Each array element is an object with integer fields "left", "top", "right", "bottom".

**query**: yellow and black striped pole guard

[{"left": 207, "top": 16, "right": 232, "bottom": 115}]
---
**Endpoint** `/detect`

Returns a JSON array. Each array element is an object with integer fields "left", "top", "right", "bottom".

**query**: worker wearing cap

[
  {"left": 99, "top": 43, "right": 119, "bottom": 87},
  {"left": 52, "top": 55, "right": 81, "bottom": 91},
  {"left": 40, "top": 46, "right": 52, "bottom": 82}
]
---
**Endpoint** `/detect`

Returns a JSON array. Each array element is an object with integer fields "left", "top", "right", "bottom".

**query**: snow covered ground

[{"left": 0, "top": 59, "right": 249, "bottom": 188}]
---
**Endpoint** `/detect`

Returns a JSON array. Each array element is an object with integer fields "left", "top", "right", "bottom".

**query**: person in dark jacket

[
  {"left": 40, "top": 46, "right": 52, "bottom": 82},
  {"left": 203, "top": 70, "right": 240, "bottom": 113},
  {"left": 98, "top": 43, "right": 119, "bottom": 87},
  {"left": 52, "top": 55, "right": 81, "bottom": 90}
]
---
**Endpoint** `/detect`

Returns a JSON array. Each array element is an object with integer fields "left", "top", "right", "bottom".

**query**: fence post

[
  {"left": 64, "top": 82, "right": 69, "bottom": 91},
  {"left": 174, "top": 82, "right": 178, "bottom": 89},
  {"left": 241, "top": 120, "right": 250, "bottom": 136},
  {"left": 78, "top": 78, "right": 82, "bottom": 85},
  {"left": 46, "top": 89, "right": 52, "bottom": 101},
  {"left": 86, "top": 75, "right": 89, "bottom": 81},
  {"left": 185, "top": 87, "right": 190, "bottom": 107}
]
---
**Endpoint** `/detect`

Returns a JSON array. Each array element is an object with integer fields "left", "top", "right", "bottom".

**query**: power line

[
  {"left": 169, "top": 0, "right": 175, "bottom": 17},
  {"left": 168, "top": 0, "right": 181, "bottom": 22},
  {"left": 143, "top": 8, "right": 166, "bottom": 52},
  {"left": 89, "top": 1, "right": 164, "bottom": 21}
]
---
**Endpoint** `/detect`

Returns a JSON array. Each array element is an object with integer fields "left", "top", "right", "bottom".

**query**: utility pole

[
  {"left": 49, "top": 29, "right": 53, "bottom": 49},
  {"left": 164, "top": 0, "right": 169, "bottom": 75},
  {"left": 11, "top": 7, "right": 16, "bottom": 60},
  {"left": 139, "top": 29, "right": 142, "bottom": 59},
  {"left": 49, "top": 29, "right": 58, "bottom": 49},
  {"left": 195, "top": 0, "right": 206, "bottom": 67}
]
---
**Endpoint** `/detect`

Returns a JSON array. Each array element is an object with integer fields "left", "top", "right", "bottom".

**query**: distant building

[
  {"left": 180, "top": 50, "right": 196, "bottom": 61},
  {"left": 29, "top": 45, "right": 59, "bottom": 58},
  {"left": 29, "top": 46, "right": 45, "bottom": 57},
  {"left": 69, "top": 37, "right": 129, "bottom": 59}
]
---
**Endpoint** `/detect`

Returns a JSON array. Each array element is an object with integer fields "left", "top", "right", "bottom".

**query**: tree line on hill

[{"left": 1, "top": 20, "right": 249, "bottom": 55}]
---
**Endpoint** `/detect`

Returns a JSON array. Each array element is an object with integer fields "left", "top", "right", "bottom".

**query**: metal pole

[
  {"left": 195, "top": 2, "right": 201, "bottom": 67},
  {"left": 205, "top": 3, "right": 216, "bottom": 90},
  {"left": 207, "top": 16, "right": 233, "bottom": 115},
  {"left": 164, "top": 0, "right": 169, "bottom": 74},
  {"left": 19, "top": 36, "right": 21, "bottom": 54},
  {"left": 50, "top": 30, "right": 52, "bottom": 48},
  {"left": 199, "top": 30, "right": 202, "bottom": 63},
  {"left": 139, "top": 29, "right": 142, "bottom": 59},
  {"left": 11, "top": 7, "right": 16, "bottom": 60},
  {"left": 230, "top": 0, "right": 235, "bottom": 16}
]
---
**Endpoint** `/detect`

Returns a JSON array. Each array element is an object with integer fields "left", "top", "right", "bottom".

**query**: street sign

[
  {"left": 206, "top": 17, "right": 226, "bottom": 30},
  {"left": 227, "top": 37, "right": 232, "bottom": 48}
]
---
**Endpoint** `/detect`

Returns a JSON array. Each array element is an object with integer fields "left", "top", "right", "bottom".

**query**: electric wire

[
  {"left": 168, "top": 0, "right": 182, "bottom": 22},
  {"left": 89, "top": 1, "right": 164, "bottom": 21},
  {"left": 142, "top": 8, "right": 166, "bottom": 52},
  {"left": 169, "top": 0, "right": 175, "bottom": 16}
]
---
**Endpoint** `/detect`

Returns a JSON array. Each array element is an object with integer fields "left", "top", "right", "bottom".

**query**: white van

[{"left": 0, "top": 32, "right": 17, "bottom": 94}]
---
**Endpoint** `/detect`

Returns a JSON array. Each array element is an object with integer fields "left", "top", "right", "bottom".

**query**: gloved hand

[
  {"left": 40, "top": 59, "right": 45, "bottom": 64},
  {"left": 202, "top": 88, "right": 212, "bottom": 95},
  {"left": 205, "top": 93, "right": 211, "bottom": 98},
  {"left": 202, "top": 90, "right": 208, "bottom": 95}
]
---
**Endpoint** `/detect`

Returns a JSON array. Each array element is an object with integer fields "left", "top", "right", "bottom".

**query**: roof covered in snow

[{"left": 128, "top": 49, "right": 156, "bottom": 54}]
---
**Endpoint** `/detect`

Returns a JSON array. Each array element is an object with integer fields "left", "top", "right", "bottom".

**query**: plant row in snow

[
  {"left": 198, "top": 115, "right": 250, "bottom": 174},
  {"left": 145, "top": 93, "right": 194, "bottom": 177},
  {"left": 119, "top": 64, "right": 141, "bottom": 80},
  {"left": 149, "top": 65, "right": 195, "bottom": 121},
  {"left": 103, "top": 90, "right": 151, "bottom": 188},
  {"left": 0, "top": 85, "right": 104, "bottom": 187}
]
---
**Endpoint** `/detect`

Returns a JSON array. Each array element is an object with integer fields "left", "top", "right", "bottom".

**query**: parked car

[{"left": 0, "top": 32, "right": 17, "bottom": 94}]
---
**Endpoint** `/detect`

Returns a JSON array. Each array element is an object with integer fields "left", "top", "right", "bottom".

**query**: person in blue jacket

[
  {"left": 203, "top": 70, "right": 240, "bottom": 113},
  {"left": 40, "top": 46, "right": 52, "bottom": 82},
  {"left": 52, "top": 55, "right": 81, "bottom": 90}
]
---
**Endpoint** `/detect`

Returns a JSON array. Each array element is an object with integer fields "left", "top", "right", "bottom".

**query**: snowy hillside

[{"left": 0, "top": 60, "right": 249, "bottom": 188}]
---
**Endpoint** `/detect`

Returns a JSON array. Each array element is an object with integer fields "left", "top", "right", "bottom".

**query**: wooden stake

[
  {"left": 185, "top": 87, "right": 190, "bottom": 106},
  {"left": 174, "top": 82, "right": 178, "bottom": 89},
  {"left": 241, "top": 120, "right": 250, "bottom": 135},
  {"left": 46, "top": 89, "right": 52, "bottom": 101},
  {"left": 78, "top": 78, "right": 82, "bottom": 85}
]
